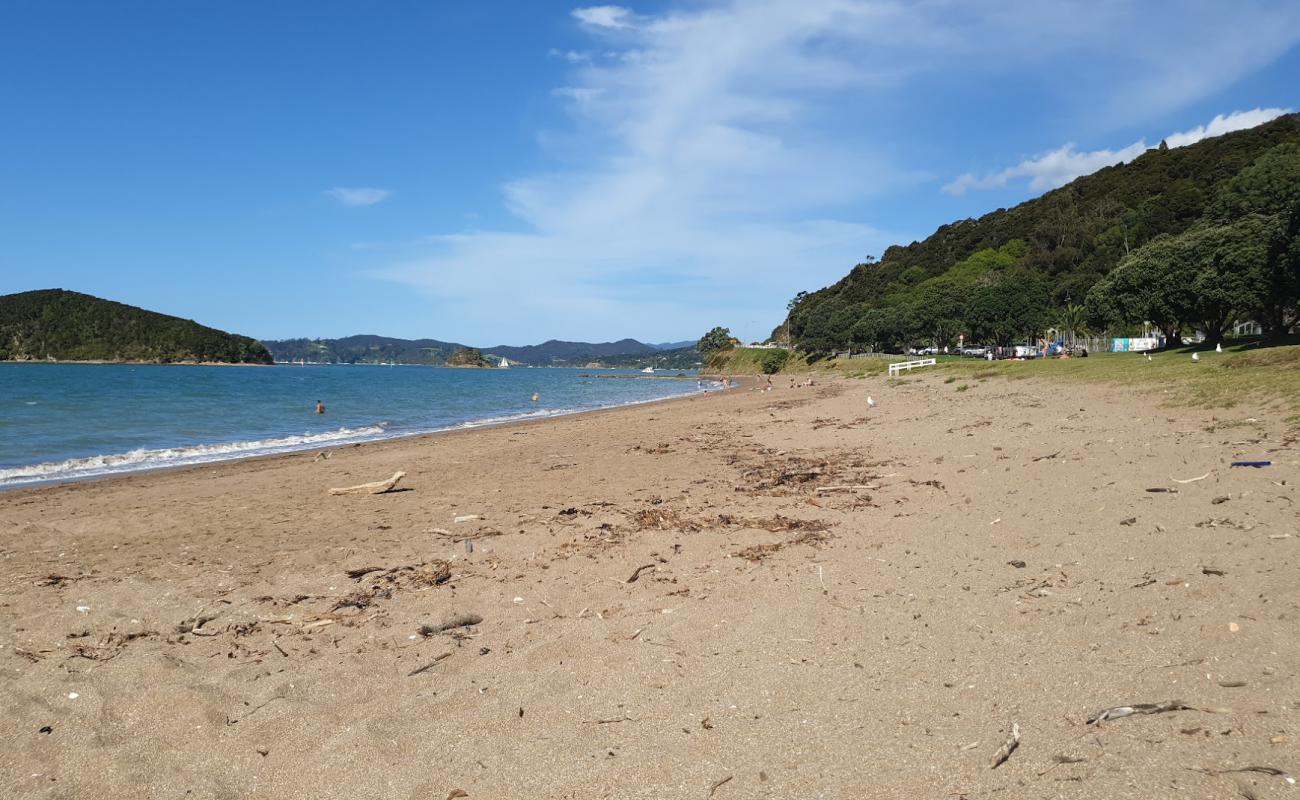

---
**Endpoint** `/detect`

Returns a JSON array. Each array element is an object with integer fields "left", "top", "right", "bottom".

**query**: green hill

[
  {"left": 784, "top": 114, "right": 1300, "bottom": 352},
  {"left": 0, "top": 289, "right": 273, "bottom": 364}
]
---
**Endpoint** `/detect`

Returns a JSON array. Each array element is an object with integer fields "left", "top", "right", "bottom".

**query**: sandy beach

[{"left": 2, "top": 370, "right": 1297, "bottom": 799}]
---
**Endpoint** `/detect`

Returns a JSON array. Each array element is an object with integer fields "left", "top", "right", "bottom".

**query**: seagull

[
  {"left": 1192, "top": 352, "right": 1200, "bottom": 362},
  {"left": 866, "top": 396, "right": 877, "bottom": 408},
  {"left": 1215, "top": 343, "right": 1223, "bottom": 353}
]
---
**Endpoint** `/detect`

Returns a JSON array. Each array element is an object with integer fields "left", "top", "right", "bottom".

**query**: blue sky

[{"left": 1, "top": 1, "right": 1297, "bottom": 345}]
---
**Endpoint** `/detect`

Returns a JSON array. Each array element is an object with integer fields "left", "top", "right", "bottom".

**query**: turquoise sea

[{"left": 0, "top": 364, "right": 719, "bottom": 488}]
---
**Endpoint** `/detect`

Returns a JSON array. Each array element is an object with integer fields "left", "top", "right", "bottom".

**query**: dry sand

[{"left": 2, "top": 371, "right": 1297, "bottom": 799}]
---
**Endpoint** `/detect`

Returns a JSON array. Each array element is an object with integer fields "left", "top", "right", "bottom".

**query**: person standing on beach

[{"left": 315, "top": 400, "right": 325, "bottom": 414}]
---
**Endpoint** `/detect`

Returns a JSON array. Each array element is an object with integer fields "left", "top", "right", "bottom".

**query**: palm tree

[{"left": 1059, "top": 304, "right": 1086, "bottom": 346}]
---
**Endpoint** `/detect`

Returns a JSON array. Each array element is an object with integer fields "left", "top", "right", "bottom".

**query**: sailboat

[
  {"left": 640, "top": 366, "right": 655, "bottom": 374},
  {"left": 499, "top": 357, "right": 509, "bottom": 368}
]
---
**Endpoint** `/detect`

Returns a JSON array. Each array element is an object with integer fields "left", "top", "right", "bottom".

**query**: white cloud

[
  {"left": 1164, "top": 107, "right": 1291, "bottom": 148},
  {"left": 368, "top": 2, "right": 1300, "bottom": 342},
  {"left": 548, "top": 48, "right": 592, "bottom": 63},
  {"left": 944, "top": 107, "right": 1292, "bottom": 195},
  {"left": 572, "top": 5, "right": 635, "bottom": 29},
  {"left": 325, "top": 187, "right": 391, "bottom": 207}
]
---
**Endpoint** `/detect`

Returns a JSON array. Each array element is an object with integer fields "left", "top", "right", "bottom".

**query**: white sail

[{"left": 499, "top": 357, "right": 509, "bottom": 368}]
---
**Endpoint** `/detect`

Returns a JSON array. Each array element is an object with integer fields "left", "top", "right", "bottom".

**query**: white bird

[
  {"left": 866, "top": 396, "right": 877, "bottom": 408},
  {"left": 1215, "top": 343, "right": 1223, "bottom": 353},
  {"left": 1192, "top": 352, "right": 1200, "bottom": 362}
]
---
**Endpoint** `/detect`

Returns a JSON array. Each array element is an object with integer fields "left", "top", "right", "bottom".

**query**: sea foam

[{"left": 0, "top": 425, "right": 387, "bottom": 487}]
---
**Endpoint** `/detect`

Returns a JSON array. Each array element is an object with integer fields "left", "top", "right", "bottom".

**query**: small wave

[{"left": 0, "top": 426, "right": 387, "bottom": 487}]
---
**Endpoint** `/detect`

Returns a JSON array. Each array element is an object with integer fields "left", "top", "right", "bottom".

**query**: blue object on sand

[{"left": 1230, "top": 461, "right": 1272, "bottom": 468}]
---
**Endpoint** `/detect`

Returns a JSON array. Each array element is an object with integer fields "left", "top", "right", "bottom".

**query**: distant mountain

[
  {"left": 263, "top": 335, "right": 465, "bottom": 365},
  {"left": 649, "top": 340, "right": 695, "bottom": 351},
  {"left": 481, "top": 338, "right": 658, "bottom": 364},
  {"left": 0, "top": 289, "right": 273, "bottom": 364},
  {"left": 263, "top": 334, "right": 697, "bottom": 366}
]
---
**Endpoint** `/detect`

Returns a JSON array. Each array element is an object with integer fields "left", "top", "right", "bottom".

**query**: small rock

[{"left": 1008, "top": 560, "right": 1026, "bottom": 569}]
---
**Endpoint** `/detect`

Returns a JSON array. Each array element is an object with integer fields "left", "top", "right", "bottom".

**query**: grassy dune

[
  {"left": 932, "top": 343, "right": 1300, "bottom": 424},
  {"left": 714, "top": 343, "right": 1300, "bottom": 424}
]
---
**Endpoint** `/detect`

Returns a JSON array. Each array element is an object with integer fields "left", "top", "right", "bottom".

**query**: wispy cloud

[
  {"left": 944, "top": 107, "right": 1293, "bottom": 196},
  {"left": 369, "top": 2, "right": 1300, "bottom": 342},
  {"left": 572, "top": 5, "right": 635, "bottom": 29},
  {"left": 325, "top": 187, "right": 391, "bottom": 208}
]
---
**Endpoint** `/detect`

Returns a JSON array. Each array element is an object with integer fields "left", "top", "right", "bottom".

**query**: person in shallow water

[
  {"left": 315, "top": 400, "right": 325, "bottom": 414},
  {"left": 531, "top": 392, "right": 540, "bottom": 402}
]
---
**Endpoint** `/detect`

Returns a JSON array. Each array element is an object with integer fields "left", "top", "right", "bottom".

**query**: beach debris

[
  {"left": 464, "top": 539, "right": 474, "bottom": 553},
  {"left": 177, "top": 610, "right": 221, "bottom": 635},
  {"left": 454, "top": 514, "right": 482, "bottom": 523},
  {"left": 418, "top": 613, "right": 483, "bottom": 636},
  {"left": 1172, "top": 472, "right": 1212, "bottom": 484},
  {"left": 1087, "top": 700, "right": 1192, "bottom": 724},
  {"left": 1231, "top": 461, "right": 1272, "bottom": 468},
  {"left": 1202, "top": 566, "right": 1227, "bottom": 576},
  {"left": 407, "top": 651, "right": 452, "bottom": 676},
  {"left": 708, "top": 774, "right": 733, "bottom": 796},
  {"left": 1217, "top": 680, "right": 1247, "bottom": 688},
  {"left": 1032, "top": 450, "right": 1062, "bottom": 461},
  {"left": 990, "top": 722, "right": 1020, "bottom": 769},
  {"left": 446, "top": 790, "right": 469, "bottom": 799},
  {"left": 67, "top": 693, "right": 79, "bottom": 700},
  {"left": 312, "top": 450, "right": 332, "bottom": 462},
  {"left": 39, "top": 726, "right": 52, "bottom": 735},
  {"left": 1120, "top": 517, "right": 1138, "bottom": 526},
  {"left": 625, "top": 563, "right": 657, "bottom": 583},
  {"left": 814, "top": 484, "right": 876, "bottom": 493},
  {"left": 345, "top": 566, "right": 384, "bottom": 581},
  {"left": 328, "top": 471, "right": 406, "bottom": 495},
  {"left": 1212, "top": 495, "right": 1231, "bottom": 505},
  {"left": 1008, "top": 560, "right": 1026, "bottom": 569},
  {"left": 1190, "top": 766, "right": 1296, "bottom": 786},
  {"left": 1146, "top": 487, "right": 1178, "bottom": 493},
  {"left": 1230, "top": 622, "right": 1241, "bottom": 632}
]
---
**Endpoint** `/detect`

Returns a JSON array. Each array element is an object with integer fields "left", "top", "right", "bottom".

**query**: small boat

[
  {"left": 499, "top": 357, "right": 510, "bottom": 368},
  {"left": 640, "top": 366, "right": 655, "bottom": 374}
]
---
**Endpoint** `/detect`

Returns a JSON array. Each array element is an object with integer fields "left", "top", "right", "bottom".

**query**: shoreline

[{"left": 0, "top": 378, "right": 742, "bottom": 493}]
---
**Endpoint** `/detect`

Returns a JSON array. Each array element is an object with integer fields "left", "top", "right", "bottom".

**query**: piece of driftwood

[
  {"left": 329, "top": 471, "right": 406, "bottom": 495},
  {"left": 1171, "top": 472, "right": 1211, "bottom": 484},
  {"left": 418, "top": 613, "right": 483, "bottom": 636},
  {"left": 1087, "top": 700, "right": 1192, "bottom": 724},
  {"left": 626, "top": 563, "right": 656, "bottom": 583},
  {"left": 408, "top": 651, "right": 452, "bottom": 676},
  {"left": 990, "top": 722, "right": 1020, "bottom": 769}
]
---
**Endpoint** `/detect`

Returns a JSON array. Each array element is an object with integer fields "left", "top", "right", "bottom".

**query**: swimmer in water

[
  {"left": 531, "top": 392, "right": 540, "bottom": 402},
  {"left": 315, "top": 400, "right": 325, "bottom": 414}
]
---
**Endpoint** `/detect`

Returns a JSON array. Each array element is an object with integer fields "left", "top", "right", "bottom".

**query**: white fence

[{"left": 888, "top": 358, "right": 936, "bottom": 376}]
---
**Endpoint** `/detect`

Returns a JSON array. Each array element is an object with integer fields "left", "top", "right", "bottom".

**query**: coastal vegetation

[
  {"left": 0, "top": 289, "right": 273, "bottom": 364},
  {"left": 782, "top": 114, "right": 1300, "bottom": 354}
]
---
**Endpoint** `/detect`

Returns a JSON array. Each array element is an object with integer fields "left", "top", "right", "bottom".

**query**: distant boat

[
  {"left": 499, "top": 357, "right": 509, "bottom": 368},
  {"left": 641, "top": 366, "right": 655, "bottom": 373}
]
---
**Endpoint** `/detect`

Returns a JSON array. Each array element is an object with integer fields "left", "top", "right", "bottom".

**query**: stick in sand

[{"left": 329, "top": 471, "right": 406, "bottom": 495}]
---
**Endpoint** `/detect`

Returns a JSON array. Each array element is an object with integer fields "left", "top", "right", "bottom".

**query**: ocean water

[{"left": 0, "top": 364, "right": 718, "bottom": 488}]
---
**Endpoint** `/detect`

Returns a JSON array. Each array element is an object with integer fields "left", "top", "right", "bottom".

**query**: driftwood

[
  {"left": 1087, "top": 700, "right": 1192, "bottom": 724},
  {"left": 418, "top": 613, "right": 483, "bottom": 636},
  {"left": 329, "top": 471, "right": 406, "bottom": 495},
  {"left": 990, "top": 722, "right": 1020, "bottom": 769}
]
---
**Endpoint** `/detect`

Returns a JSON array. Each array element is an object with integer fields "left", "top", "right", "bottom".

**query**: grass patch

[
  {"left": 954, "top": 383, "right": 969, "bottom": 392},
  {"left": 934, "top": 343, "right": 1300, "bottom": 425},
  {"left": 944, "top": 376, "right": 957, "bottom": 384}
]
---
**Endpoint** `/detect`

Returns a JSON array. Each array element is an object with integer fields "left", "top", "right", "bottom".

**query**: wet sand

[{"left": 2, "top": 371, "right": 1297, "bottom": 799}]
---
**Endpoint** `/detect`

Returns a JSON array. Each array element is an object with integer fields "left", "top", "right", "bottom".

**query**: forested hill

[
  {"left": 0, "top": 289, "right": 273, "bottom": 364},
  {"left": 784, "top": 113, "right": 1300, "bottom": 351}
]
